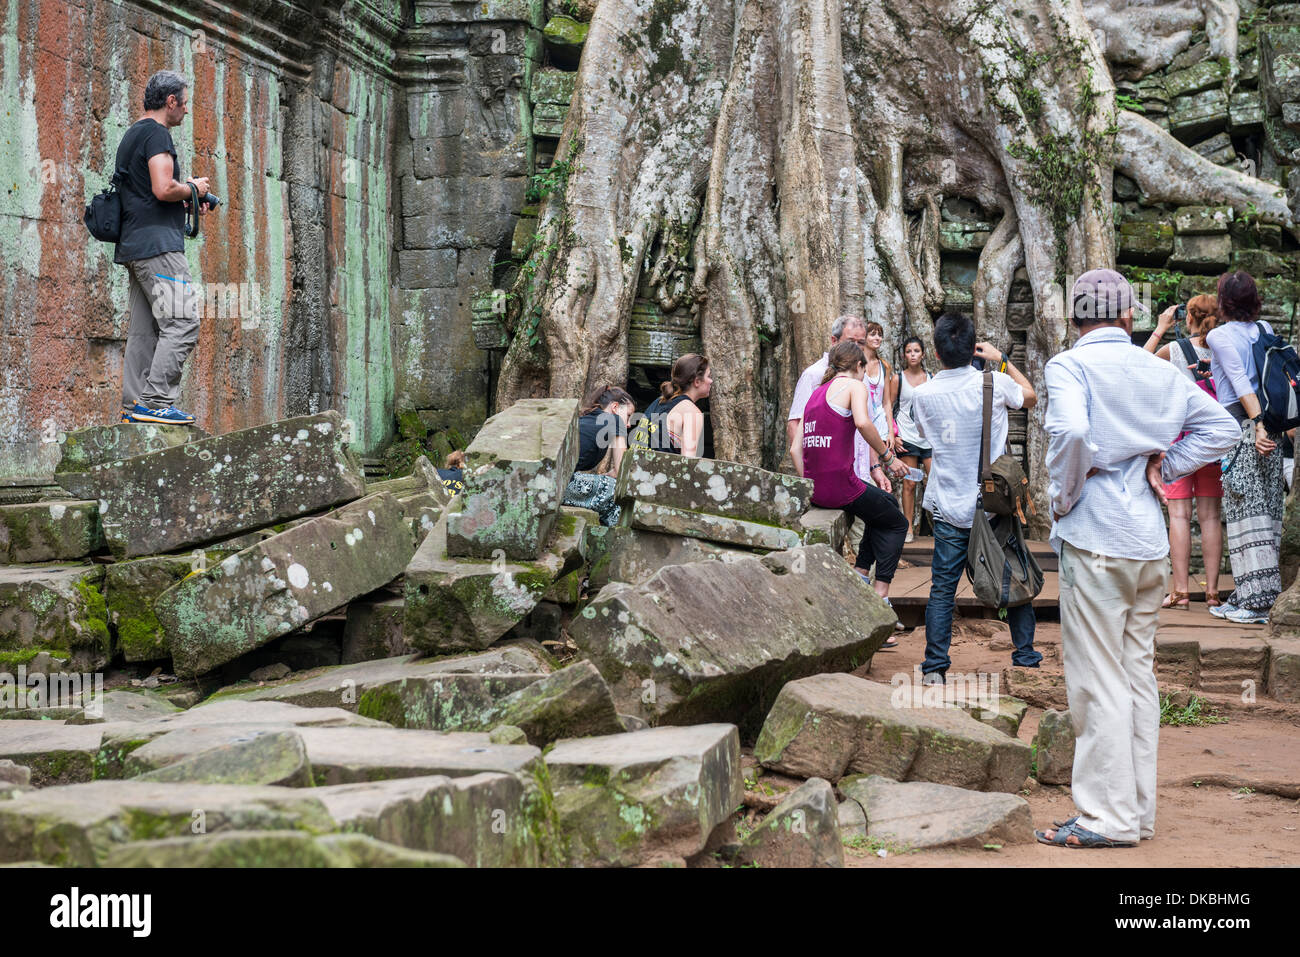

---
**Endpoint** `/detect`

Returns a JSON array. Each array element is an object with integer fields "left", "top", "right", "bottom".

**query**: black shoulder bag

[
  {"left": 965, "top": 371, "right": 1044, "bottom": 613},
  {"left": 83, "top": 172, "right": 122, "bottom": 243}
]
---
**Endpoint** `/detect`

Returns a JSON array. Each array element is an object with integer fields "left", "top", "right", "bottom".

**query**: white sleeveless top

[{"left": 895, "top": 369, "right": 932, "bottom": 448}]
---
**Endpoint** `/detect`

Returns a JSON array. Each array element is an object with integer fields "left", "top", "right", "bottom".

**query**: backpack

[
  {"left": 1250, "top": 321, "right": 1300, "bottom": 433},
  {"left": 1174, "top": 338, "right": 1216, "bottom": 399},
  {"left": 83, "top": 173, "right": 122, "bottom": 243},
  {"left": 975, "top": 371, "right": 1034, "bottom": 523}
]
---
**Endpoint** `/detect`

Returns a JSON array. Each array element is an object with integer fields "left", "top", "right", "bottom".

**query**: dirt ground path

[{"left": 831, "top": 617, "right": 1300, "bottom": 868}]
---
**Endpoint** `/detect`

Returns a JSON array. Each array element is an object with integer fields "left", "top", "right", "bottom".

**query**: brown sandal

[
  {"left": 1162, "top": 590, "right": 1191, "bottom": 610},
  {"left": 1205, "top": 592, "right": 1223, "bottom": 608}
]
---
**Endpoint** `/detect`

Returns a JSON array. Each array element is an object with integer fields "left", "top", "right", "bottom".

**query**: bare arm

[
  {"left": 975, "top": 342, "right": 1036, "bottom": 410},
  {"left": 789, "top": 419, "right": 804, "bottom": 477},
  {"left": 675, "top": 403, "right": 705, "bottom": 458},
  {"left": 148, "top": 154, "right": 209, "bottom": 204},
  {"left": 1143, "top": 305, "right": 1177, "bottom": 354},
  {"left": 607, "top": 435, "right": 628, "bottom": 475}
]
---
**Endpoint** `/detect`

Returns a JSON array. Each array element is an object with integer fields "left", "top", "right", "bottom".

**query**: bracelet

[
  {"left": 879, "top": 450, "right": 895, "bottom": 465},
  {"left": 998, "top": 358, "right": 1008, "bottom": 374}
]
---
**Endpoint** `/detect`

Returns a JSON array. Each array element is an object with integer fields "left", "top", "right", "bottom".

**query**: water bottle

[{"left": 903, "top": 466, "right": 925, "bottom": 483}]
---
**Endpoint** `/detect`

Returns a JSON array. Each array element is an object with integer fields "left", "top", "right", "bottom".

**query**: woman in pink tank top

[{"left": 793, "top": 341, "right": 911, "bottom": 618}]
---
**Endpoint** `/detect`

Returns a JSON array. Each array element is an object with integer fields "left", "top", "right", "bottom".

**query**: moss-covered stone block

[
  {"left": 446, "top": 398, "right": 580, "bottom": 561},
  {"left": 624, "top": 499, "right": 801, "bottom": 551},
  {"left": 158, "top": 493, "right": 415, "bottom": 678},
  {"left": 545, "top": 724, "right": 742, "bottom": 867},
  {"left": 0, "top": 564, "right": 111, "bottom": 670},
  {"left": 54, "top": 423, "right": 205, "bottom": 474},
  {"left": 615, "top": 448, "right": 812, "bottom": 527},
  {"left": 0, "top": 501, "right": 103, "bottom": 563},
  {"left": 57, "top": 412, "right": 366, "bottom": 559}
]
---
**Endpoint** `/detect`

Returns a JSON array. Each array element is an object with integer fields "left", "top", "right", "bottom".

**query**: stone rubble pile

[{"left": 0, "top": 399, "right": 1068, "bottom": 867}]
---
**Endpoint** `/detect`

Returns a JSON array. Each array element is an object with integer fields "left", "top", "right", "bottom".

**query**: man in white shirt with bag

[{"left": 1037, "top": 270, "right": 1238, "bottom": 849}]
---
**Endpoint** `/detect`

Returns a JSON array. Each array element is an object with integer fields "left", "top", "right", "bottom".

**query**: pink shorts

[{"left": 1164, "top": 461, "right": 1222, "bottom": 500}]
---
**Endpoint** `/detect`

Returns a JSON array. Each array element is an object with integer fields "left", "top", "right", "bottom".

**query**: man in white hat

[{"left": 1037, "top": 269, "right": 1238, "bottom": 849}]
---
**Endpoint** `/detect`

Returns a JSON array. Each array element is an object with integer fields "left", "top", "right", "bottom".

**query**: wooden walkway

[{"left": 888, "top": 536, "right": 1232, "bottom": 613}]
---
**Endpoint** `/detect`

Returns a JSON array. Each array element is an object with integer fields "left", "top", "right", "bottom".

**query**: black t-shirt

[
  {"left": 436, "top": 468, "right": 465, "bottom": 496},
  {"left": 576, "top": 411, "right": 627, "bottom": 471},
  {"left": 629, "top": 394, "right": 690, "bottom": 454},
  {"left": 113, "top": 118, "right": 185, "bottom": 264}
]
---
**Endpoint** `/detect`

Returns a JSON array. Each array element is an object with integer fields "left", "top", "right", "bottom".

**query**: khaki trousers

[
  {"left": 1058, "top": 542, "right": 1167, "bottom": 843},
  {"left": 121, "top": 250, "right": 200, "bottom": 410}
]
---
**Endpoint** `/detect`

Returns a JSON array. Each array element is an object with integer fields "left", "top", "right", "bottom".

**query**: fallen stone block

[
  {"left": 1265, "top": 636, "right": 1300, "bottom": 703},
  {"left": 754, "top": 674, "right": 1031, "bottom": 792},
  {"left": 404, "top": 510, "right": 582, "bottom": 654},
  {"left": 1033, "top": 709, "right": 1075, "bottom": 785},
  {"left": 614, "top": 449, "right": 812, "bottom": 527},
  {"left": 490, "top": 725, "right": 528, "bottom": 745},
  {"left": 586, "top": 526, "right": 748, "bottom": 588},
  {"left": 546, "top": 724, "right": 743, "bottom": 867},
  {"left": 92, "top": 699, "right": 388, "bottom": 778},
  {"left": 0, "top": 501, "right": 103, "bottom": 563},
  {"left": 293, "top": 727, "right": 542, "bottom": 786},
  {"left": 570, "top": 545, "right": 895, "bottom": 733},
  {"left": 624, "top": 499, "right": 802, "bottom": 551},
  {"left": 104, "top": 830, "right": 465, "bottom": 868},
  {"left": 133, "top": 729, "right": 314, "bottom": 787},
  {"left": 0, "top": 721, "right": 128, "bottom": 785},
  {"left": 1003, "top": 667, "right": 1069, "bottom": 711},
  {"left": 0, "top": 781, "right": 335, "bottom": 866},
  {"left": 317, "top": 771, "right": 560, "bottom": 867},
  {"left": 249, "top": 663, "right": 291, "bottom": 683},
  {"left": 837, "top": 798, "right": 867, "bottom": 839},
  {"left": 0, "top": 564, "right": 111, "bottom": 670},
  {"left": 158, "top": 492, "right": 414, "bottom": 677},
  {"left": 478, "top": 661, "right": 623, "bottom": 746},
  {"left": 66, "top": 690, "right": 180, "bottom": 726},
  {"left": 797, "top": 507, "right": 847, "bottom": 550},
  {"left": 840, "top": 775, "right": 1033, "bottom": 849},
  {"left": 54, "top": 423, "right": 206, "bottom": 474},
  {"left": 212, "top": 642, "right": 554, "bottom": 722},
  {"left": 342, "top": 595, "right": 412, "bottom": 664},
  {"left": 733, "top": 777, "right": 844, "bottom": 868},
  {"left": 105, "top": 551, "right": 231, "bottom": 663},
  {"left": 64, "top": 412, "right": 365, "bottom": 558},
  {"left": 0, "top": 759, "right": 31, "bottom": 787},
  {"left": 446, "top": 398, "right": 580, "bottom": 561},
  {"left": 958, "top": 695, "right": 1029, "bottom": 737}
]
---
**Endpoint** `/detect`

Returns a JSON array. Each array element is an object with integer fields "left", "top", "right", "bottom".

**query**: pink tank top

[{"left": 802, "top": 379, "right": 868, "bottom": 508}]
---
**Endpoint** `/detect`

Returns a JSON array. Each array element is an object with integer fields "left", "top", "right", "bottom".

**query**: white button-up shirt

[
  {"left": 789, "top": 353, "right": 873, "bottom": 483},
  {"left": 1045, "top": 327, "right": 1241, "bottom": 560},
  {"left": 911, "top": 366, "right": 1024, "bottom": 529}
]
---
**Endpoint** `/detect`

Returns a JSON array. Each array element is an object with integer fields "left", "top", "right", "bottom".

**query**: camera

[
  {"left": 1174, "top": 303, "right": 1186, "bottom": 323},
  {"left": 199, "top": 192, "right": 221, "bottom": 211}
]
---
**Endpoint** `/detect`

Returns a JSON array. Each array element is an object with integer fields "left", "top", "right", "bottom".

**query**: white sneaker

[
  {"left": 1222, "top": 606, "right": 1268, "bottom": 625},
  {"left": 1208, "top": 602, "right": 1236, "bottom": 620},
  {"left": 904, "top": 529, "right": 914, "bottom": 544}
]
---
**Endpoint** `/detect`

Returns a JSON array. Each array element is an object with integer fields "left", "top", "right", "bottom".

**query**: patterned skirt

[
  {"left": 1220, "top": 423, "right": 1285, "bottom": 611},
  {"left": 563, "top": 472, "right": 620, "bottom": 527}
]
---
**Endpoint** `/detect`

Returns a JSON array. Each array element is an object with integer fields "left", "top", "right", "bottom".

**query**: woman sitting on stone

[
  {"left": 632, "top": 353, "right": 711, "bottom": 458},
  {"left": 793, "top": 341, "right": 909, "bottom": 629},
  {"left": 562, "top": 384, "right": 635, "bottom": 527}
]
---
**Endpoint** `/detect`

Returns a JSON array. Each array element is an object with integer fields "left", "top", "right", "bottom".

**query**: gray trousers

[{"left": 121, "top": 251, "right": 200, "bottom": 410}]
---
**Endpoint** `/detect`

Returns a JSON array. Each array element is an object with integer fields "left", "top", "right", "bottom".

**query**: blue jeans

[{"left": 924, "top": 518, "right": 1041, "bottom": 677}]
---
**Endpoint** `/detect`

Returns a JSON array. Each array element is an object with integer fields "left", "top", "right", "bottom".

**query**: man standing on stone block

[
  {"left": 114, "top": 70, "right": 216, "bottom": 426},
  {"left": 911, "top": 311, "right": 1040, "bottom": 681},
  {"left": 1036, "top": 269, "right": 1238, "bottom": 850}
]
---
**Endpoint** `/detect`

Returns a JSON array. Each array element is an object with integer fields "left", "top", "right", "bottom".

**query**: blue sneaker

[
  {"left": 1208, "top": 601, "right": 1237, "bottom": 620},
  {"left": 128, "top": 403, "right": 195, "bottom": 425}
]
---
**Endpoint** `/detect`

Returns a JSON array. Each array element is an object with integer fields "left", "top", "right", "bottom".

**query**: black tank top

[{"left": 630, "top": 394, "right": 692, "bottom": 454}]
